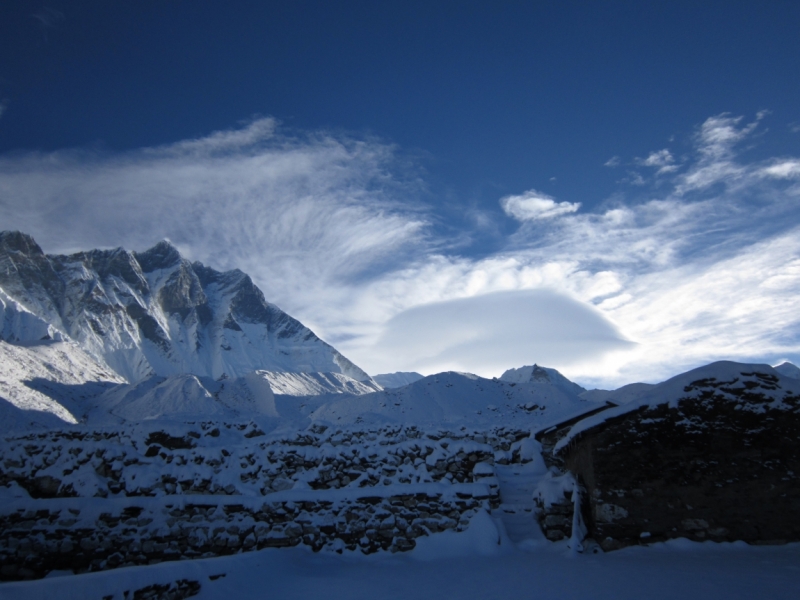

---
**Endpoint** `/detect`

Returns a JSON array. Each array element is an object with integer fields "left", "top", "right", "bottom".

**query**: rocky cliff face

[{"left": 0, "top": 231, "right": 371, "bottom": 384}]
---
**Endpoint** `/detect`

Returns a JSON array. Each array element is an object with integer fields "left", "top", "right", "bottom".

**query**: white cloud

[
  {"left": 639, "top": 149, "right": 678, "bottom": 175},
  {"left": 1, "top": 111, "right": 799, "bottom": 389},
  {"left": 339, "top": 190, "right": 800, "bottom": 386},
  {"left": 675, "top": 113, "right": 767, "bottom": 195},
  {"left": 159, "top": 117, "right": 279, "bottom": 156},
  {"left": 0, "top": 119, "right": 428, "bottom": 320},
  {"left": 500, "top": 190, "right": 580, "bottom": 221},
  {"left": 337, "top": 113, "right": 800, "bottom": 386},
  {"left": 362, "top": 289, "right": 633, "bottom": 376},
  {"left": 760, "top": 159, "right": 800, "bottom": 179},
  {"left": 620, "top": 171, "right": 646, "bottom": 186},
  {"left": 696, "top": 113, "right": 763, "bottom": 161},
  {"left": 604, "top": 156, "right": 620, "bottom": 167},
  {"left": 641, "top": 149, "right": 673, "bottom": 167}
]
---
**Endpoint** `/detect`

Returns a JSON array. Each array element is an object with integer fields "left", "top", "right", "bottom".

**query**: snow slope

[
  {"left": 0, "top": 339, "right": 124, "bottom": 433},
  {"left": 0, "top": 288, "right": 63, "bottom": 344},
  {"left": 579, "top": 382, "right": 656, "bottom": 404},
  {"left": 0, "top": 231, "right": 372, "bottom": 384},
  {"left": 88, "top": 370, "right": 278, "bottom": 424},
  {"left": 311, "top": 371, "right": 593, "bottom": 428},
  {"left": 261, "top": 371, "right": 382, "bottom": 396}
]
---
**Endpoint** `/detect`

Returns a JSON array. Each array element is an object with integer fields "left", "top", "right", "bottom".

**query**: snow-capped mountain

[
  {"left": 499, "top": 364, "right": 586, "bottom": 396},
  {"left": 774, "top": 361, "right": 800, "bottom": 379},
  {"left": 372, "top": 371, "right": 424, "bottom": 388},
  {"left": 0, "top": 288, "right": 64, "bottom": 344},
  {"left": 0, "top": 231, "right": 373, "bottom": 385},
  {"left": 579, "top": 382, "right": 655, "bottom": 404}
]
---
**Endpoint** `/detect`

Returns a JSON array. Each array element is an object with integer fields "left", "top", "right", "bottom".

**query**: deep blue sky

[
  {"left": 3, "top": 1, "right": 799, "bottom": 225},
  {"left": 2, "top": 1, "right": 800, "bottom": 385}
]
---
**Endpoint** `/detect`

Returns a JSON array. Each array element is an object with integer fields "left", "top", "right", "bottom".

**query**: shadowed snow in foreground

[{"left": 4, "top": 534, "right": 800, "bottom": 600}]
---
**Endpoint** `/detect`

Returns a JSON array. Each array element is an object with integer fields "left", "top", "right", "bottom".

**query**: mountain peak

[
  {"left": 134, "top": 240, "right": 183, "bottom": 272},
  {"left": 499, "top": 364, "right": 586, "bottom": 396},
  {"left": 0, "top": 231, "right": 372, "bottom": 385},
  {"left": 774, "top": 362, "right": 800, "bottom": 379},
  {"left": 0, "top": 231, "right": 44, "bottom": 257}
]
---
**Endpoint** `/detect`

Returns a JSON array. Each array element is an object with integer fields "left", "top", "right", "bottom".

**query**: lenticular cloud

[{"left": 368, "top": 289, "right": 632, "bottom": 377}]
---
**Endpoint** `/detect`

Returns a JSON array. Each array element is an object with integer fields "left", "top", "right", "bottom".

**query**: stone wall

[
  {"left": 0, "top": 424, "right": 541, "bottom": 581},
  {"left": 535, "top": 492, "right": 576, "bottom": 542},
  {"left": 0, "top": 486, "right": 489, "bottom": 581},
  {"left": 1, "top": 424, "right": 519, "bottom": 500},
  {"left": 107, "top": 579, "right": 201, "bottom": 600}
]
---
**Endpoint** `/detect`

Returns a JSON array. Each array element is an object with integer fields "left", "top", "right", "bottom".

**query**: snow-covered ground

[
  {"left": 4, "top": 412, "right": 799, "bottom": 599},
  {"left": 3, "top": 530, "right": 799, "bottom": 600}
]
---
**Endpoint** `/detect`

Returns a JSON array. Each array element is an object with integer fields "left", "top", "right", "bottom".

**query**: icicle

[{"left": 567, "top": 485, "right": 587, "bottom": 556}]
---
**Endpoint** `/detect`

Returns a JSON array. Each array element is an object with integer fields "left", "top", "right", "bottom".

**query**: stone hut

[{"left": 541, "top": 363, "right": 800, "bottom": 551}]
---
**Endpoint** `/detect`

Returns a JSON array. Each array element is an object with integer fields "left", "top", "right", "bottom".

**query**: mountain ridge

[{"left": 0, "top": 231, "right": 373, "bottom": 385}]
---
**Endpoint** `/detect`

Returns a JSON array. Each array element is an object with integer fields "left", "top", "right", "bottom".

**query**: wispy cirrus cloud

[
  {"left": 638, "top": 149, "right": 678, "bottom": 175},
  {"left": 1, "top": 112, "right": 799, "bottom": 388},
  {"left": 675, "top": 112, "right": 768, "bottom": 194},
  {"left": 338, "top": 112, "right": 800, "bottom": 386},
  {"left": 0, "top": 118, "right": 428, "bottom": 321}
]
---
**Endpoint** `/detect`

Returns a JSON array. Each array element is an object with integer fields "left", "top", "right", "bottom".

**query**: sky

[{"left": 1, "top": 1, "right": 800, "bottom": 387}]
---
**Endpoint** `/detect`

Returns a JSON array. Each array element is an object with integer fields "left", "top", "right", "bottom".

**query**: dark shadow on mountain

[
  {"left": 22, "top": 377, "right": 123, "bottom": 418},
  {"left": 0, "top": 395, "right": 75, "bottom": 431}
]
